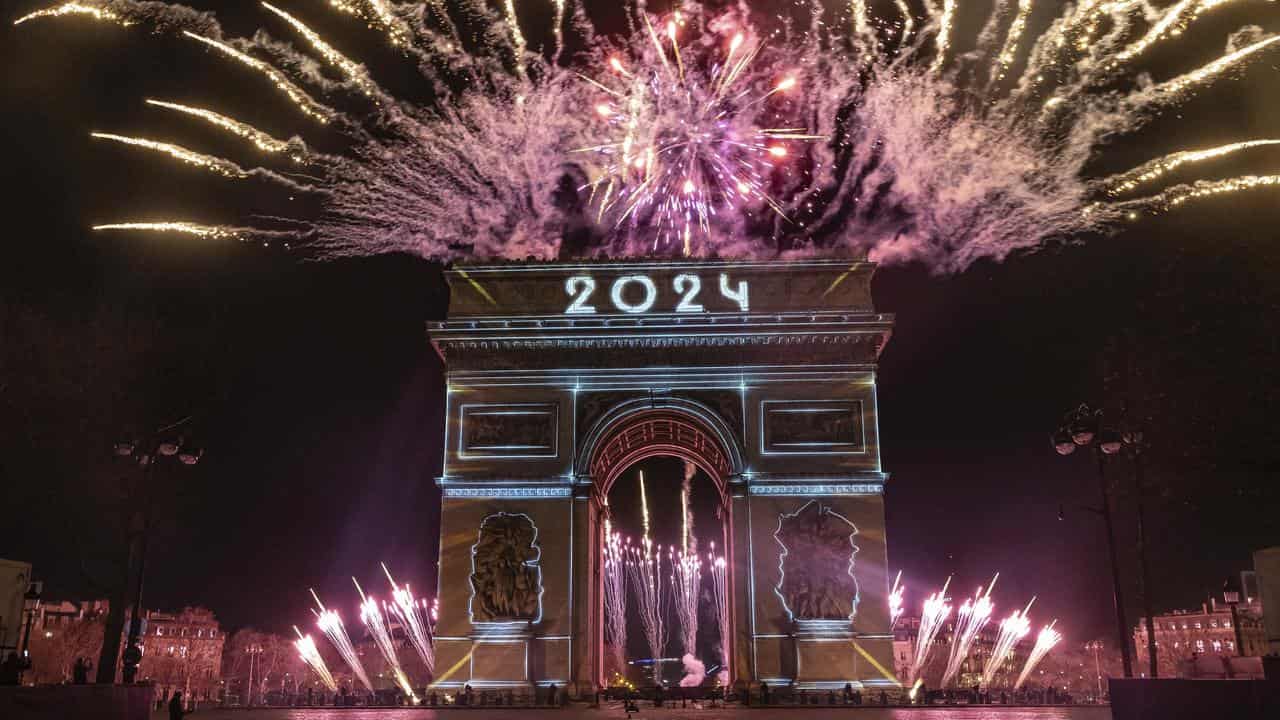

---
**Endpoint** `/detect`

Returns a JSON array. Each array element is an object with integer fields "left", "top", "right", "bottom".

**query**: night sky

[{"left": 2, "top": 1, "right": 1278, "bottom": 651}]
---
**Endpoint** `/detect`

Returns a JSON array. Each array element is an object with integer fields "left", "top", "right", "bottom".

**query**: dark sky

[{"left": 2, "top": 1, "right": 1278, "bottom": 650}]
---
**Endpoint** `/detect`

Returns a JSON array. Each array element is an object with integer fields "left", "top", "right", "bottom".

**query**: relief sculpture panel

[
  {"left": 469, "top": 512, "right": 543, "bottom": 622},
  {"left": 774, "top": 501, "right": 860, "bottom": 621}
]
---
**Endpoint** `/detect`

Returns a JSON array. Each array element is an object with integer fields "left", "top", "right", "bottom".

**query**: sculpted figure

[
  {"left": 470, "top": 513, "right": 542, "bottom": 621},
  {"left": 775, "top": 501, "right": 860, "bottom": 621}
]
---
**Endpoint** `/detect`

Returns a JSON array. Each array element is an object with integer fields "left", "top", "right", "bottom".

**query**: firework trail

[
  {"left": 670, "top": 548, "right": 701, "bottom": 660},
  {"left": 625, "top": 537, "right": 668, "bottom": 684},
  {"left": 380, "top": 564, "right": 438, "bottom": 678},
  {"left": 293, "top": 626, "right": 339, "bottom": 693},
  {"left": 910, "top": 576, "right": 952, "bottom": 682},
  {"left": 602, "top": 527, "right": 628, "bottom": 675},
  {"left": 310, "top": 589, "right": 374, "bottom": 693},
  {"left": 680, "top": 460, "right": 695, "bottom": 555},
  {"left": 941, "top": 575, "right": 998, "bottom": 688},
  {"left": 1015, "top": 621, "right": 1063, "bottom": 690},
  {"left": 708, "top": 543, "right": 730, "bottom": 685},
  {"left": 889, "top": 570, "right": 904, "bottom": 630},
  {"left": 354, "top": 578, "right": 417, "bottom": 701},
  {"left": 980, "top": 598, "right": 1034, "bottom": 689},
  {"left": 17, "top": 1, "right": 1280, "bottom": 270}
]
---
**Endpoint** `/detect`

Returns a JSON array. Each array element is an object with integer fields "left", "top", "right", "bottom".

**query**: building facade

[
  {"left": 1133, "top": 593, "right": 1266, "bottom": 678},
  {"left": 135, "top": 607, "right": 225, "bottom": 703}
]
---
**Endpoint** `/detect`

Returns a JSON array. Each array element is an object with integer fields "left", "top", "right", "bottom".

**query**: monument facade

[{"left": 429, "top": 259, "right": 896, "bottom": 694}]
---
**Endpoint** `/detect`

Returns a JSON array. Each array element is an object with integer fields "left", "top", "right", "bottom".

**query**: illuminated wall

[{"left": 429, "top": 259, "right": 896, "bottom": 693}]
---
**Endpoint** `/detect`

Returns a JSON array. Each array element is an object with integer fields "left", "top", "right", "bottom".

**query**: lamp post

[
  {"left": 1053, "top": 403, "right": 1135, "bottom": 678},
  {"left": 115, "top": 427, "right": 203, "bottom": 684},
  {"left": 245, "top": 644, "right": 263, "bottom": 707},
  {"left": 1085, "top": 640, "right": 1104, "bottom": 700}
]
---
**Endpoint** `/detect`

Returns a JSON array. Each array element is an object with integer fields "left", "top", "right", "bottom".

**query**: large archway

[
  {"left": 430, "top": 259, "right": 896, "bottom": 696},
  {"left": 582, "top": 402, "right": 742, "bottom": 688}
]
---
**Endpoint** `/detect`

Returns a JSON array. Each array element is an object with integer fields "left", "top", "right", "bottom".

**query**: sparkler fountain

[
  {"left": 293, "top": 627, "right": 339, "bottom": 693},
  {"left": 889, "top": 570, "right": 904, "bottom": 630},
  {"left": 354, "top": 578, "right": 417, "bottom": 701},
  {"left": 910, "top": 577, "right": 952, "bottom": 683},
  {"left": 381, "top": 563, "right": 438, "bottom": 679},
  {"left": 602, "top": 527, "right": 628, "bottom": 679},
  {"left": 708, "top": 544, "right": 730, "bottom": 685},
  {"left": 671, "top": 547, "right": 703, "bottom": 686},
  {"left": 626, "top": 471, "right": 669, "bottom": 684},
  {"left": 940, "top": 575, "right": 998, "bottom": 687},
  {"left": 310, "top": 590, "right": 374, "bottom": 694},
  {"left": 981, "top": 600, "right": 1034, "bottom": 689},
  {"left": 1015, "top": 621, "right": 1064, "bottom": 690},
  {"left": 15, "top": 1, "right": 1280, "bottom": 269}
]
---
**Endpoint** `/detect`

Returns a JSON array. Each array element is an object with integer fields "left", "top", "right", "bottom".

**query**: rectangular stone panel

[
  {"left": 459, "top": 402, "right": 558, "bottom": 458},
  {"left": 472, "top": 639, "right": 529, "bottom": 682},
  {"left": 761, "top": 399, "right": 865, "bottom": 455}
]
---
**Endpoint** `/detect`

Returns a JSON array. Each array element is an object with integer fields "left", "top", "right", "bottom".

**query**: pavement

[{"left": 158, "top": 704, "right": 1112, "bottom": 720}]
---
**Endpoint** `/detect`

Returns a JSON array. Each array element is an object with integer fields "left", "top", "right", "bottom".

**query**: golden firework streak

[{"left": 182, "top": 31, "right": 333, "bottom": 123}]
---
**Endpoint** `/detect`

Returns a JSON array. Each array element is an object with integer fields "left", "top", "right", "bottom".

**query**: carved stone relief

[
  {"left": 774, "top": 501, "right": 859, "bottom": 621},
  {"left": 469, "top": 512, "right": 543, "bottom": 622}
]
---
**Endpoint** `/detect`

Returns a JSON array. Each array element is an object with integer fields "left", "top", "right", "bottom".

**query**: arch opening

[{"left": 585, "top": 403, "right": 741, "bottom": 690}]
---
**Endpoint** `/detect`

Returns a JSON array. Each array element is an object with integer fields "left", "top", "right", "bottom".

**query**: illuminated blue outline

[
  {"left": 749, "top": 484, "right": 882, "bottom": 496},
  {"left": 443, "top": 487, "right": 571, "bottom": 499},
  {"left": 468, "top": 512, "right": 545, "bottom": 627},
  {"left": 759, "top": 400, "right": 868, "bottom": 456},
  {"left": 772, "top": 500, "right": 861, "bottom": 624}
]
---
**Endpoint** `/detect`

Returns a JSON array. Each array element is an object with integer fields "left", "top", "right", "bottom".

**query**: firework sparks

[
  {"left": 1102, "top": 140, "right": 1280, "bottom": 197},
  {"left": 380, "top": 564, "right": 438, "bottom": 678},
  {"left": 182, "top": 31, "right": 333, "bottom": 124},
  {"left": 310, "top": 590, "right": 374, "bottom": 693},
  {"left": 910, "top": 577, "right": 952, "bottom": 682},
  {"left": 602, "top": 528, "right": 628, "bottom": 675},
  {"left": 14, "top": 2, "right": 130, "bottom": 26},
  {"left": 143, "top": 100, "right": 304, "bottom": 159},
  {"left": 354, "top": 578, "right": 417, "bottom": 701},
  {"left": 708, "top": 544, "right": 730, "bottom": 684},
  {"left": 941, "top": 575, "right": 998, "bottom": 688},
  {"left": 17, "top": 1, "right": 1280, "bottom": 270},
  {"left": 1015, "top": 621, "right": 1063, "bottom": 689},
  {"left": 888, "top": 570, "right": 904, "bottom": 630},
  {"left": 670, "top": 548, "right": 701, "bottom": 660},
  {"left": 261, "top": 2, "right": 380, "bottom": 100},
  {"left": 981, "top": 600, "right": 1034, "bottom": 688},
  {"left": 293, "top": 627, "right": 339, "bottom": 692},
  {"left": 625, "top": 536, "right": 668, "bottom": 683},
  {"left": 89, "top": 131, "right": 316, "bottom": 191}
]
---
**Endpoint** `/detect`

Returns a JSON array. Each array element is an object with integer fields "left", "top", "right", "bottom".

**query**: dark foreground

[{"left": 155, "top": 705, "right": 1111, "bottom": 720}]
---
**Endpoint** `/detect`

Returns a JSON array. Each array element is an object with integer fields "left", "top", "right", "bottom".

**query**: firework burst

[
  {"left": 981, "top": 601, "right": 1034, "bottom": 689},
  {"left": 602, "top": 527, "right": 628, "bottom": 676},
  {"left": 940, "top": 576, "right": 998, "bottom": 688},
  {"left": 354, "top": 579, "right": 417, "bottom": 701},
  {"left": 888, "top": 570, "right": 904, "bottom": 630},
  {"left": 708, "top": 544, "right": 729, "bottom": 684},
  {"left": 670, "top": 547, "right": 702, "bottom": 659},
  {"left": 293, "top": 627, "right": 339, "bottom": 693},
  {"left": 310, "top": 590, "right": 374, "bottom": 693},
  {"left": 910, "top": 576, "right": 952, "bottom": 683},
  {"left": 380, "top": 564, "right": 438, "bottom": 678},
  {"left": 625, "top": 536, "right": 668, "bottom": 683},
  {"left": 1015, "top": 621, "right": 1064, "bottom": 689},
  {"left": 15, "top": 1, "right": 1280, "bottom": 270}
]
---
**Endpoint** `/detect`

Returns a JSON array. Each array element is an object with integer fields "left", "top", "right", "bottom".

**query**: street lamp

[
  {"left": 1053, "top": 403, "right": 1148, "bottom": 678},
  {"left": 115, "top": 430, "right": 203, "bottom": 684}
]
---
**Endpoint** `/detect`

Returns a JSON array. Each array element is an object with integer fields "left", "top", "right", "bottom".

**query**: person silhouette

[{"left": 168, "top": 691, "right": 184, "bottom": 720}]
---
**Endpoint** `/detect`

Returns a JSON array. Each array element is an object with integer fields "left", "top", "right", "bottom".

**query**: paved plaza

[{"left": 161, "top": 706, "right": 1112, "bottom": 720}]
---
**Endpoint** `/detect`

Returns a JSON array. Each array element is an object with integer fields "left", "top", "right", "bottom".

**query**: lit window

[
  {"left": 1173, "top": 642, "right": 1179, "bottom": 649},
  {"left": 1227, "top": 641, "right": 1234, "bottom": 651},
  {"left": 1195, "top": 640, "right": 1205, "bottom": 652},
  {"left": 1181, "top": 623, "right": 1188, "bottom": 630},
  {"left": 156, "top": 627, "right": 163, "bottom": 636},
  {"left": 1212, "top": 641, "right": 1222, "bottom": 652},
  {"left": 1210, "top": 620, "right": 1217, "bottom": 628},
  {"left": 1223, "top": 621, "right": 1230, "bottom": 628},
  {"left": 1194, "top": 622, "right": 1202, "bottom": 629}
]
